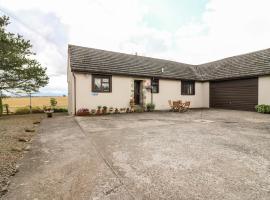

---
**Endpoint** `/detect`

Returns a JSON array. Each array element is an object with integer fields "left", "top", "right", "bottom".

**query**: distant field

[{"left": 3, "top": 96, "right": 68, "bottom": 111}]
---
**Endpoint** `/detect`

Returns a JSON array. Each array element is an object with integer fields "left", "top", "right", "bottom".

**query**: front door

[{"left": 134, "top": 80, "right": 141, "bottom": 105}]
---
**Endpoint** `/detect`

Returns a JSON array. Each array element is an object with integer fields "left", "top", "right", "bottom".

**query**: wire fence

[
  {"left": 1, "top": 96, "right": 68, "bottom": 114},
  {"left": 2, "top": 105, "right": 68, "bottom": 115}
]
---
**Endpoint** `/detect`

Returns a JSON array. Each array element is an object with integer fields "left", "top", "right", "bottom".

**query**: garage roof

[
  {"left": 69, "top": 45, "right": 270, "bottom": 81},
  {"left": 197, "top": 48, "right": 270, "bottom": 81}
]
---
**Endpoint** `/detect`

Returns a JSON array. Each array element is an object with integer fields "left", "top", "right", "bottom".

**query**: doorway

[{"left": 134, "top": 80, "right": 142, "bottom": 105}]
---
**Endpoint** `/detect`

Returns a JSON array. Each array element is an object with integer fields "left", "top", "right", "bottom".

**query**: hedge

[
  {"left": 15, "top": 107, "right": 67, "bottom": 115},
  {"left": 255, "top": 104, "right": 270, "bottom": 114},
  {"left": 15, "top": 107, "right": 30, "bottom": 115}
]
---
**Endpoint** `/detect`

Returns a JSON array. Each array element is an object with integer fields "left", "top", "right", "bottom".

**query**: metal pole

[
  {"left": 0, "top": 90, "right": 2, "bottom": 116},
  {"left": 151, "top": 88, "right": 153, "bottom": 104},
  {"left": 29, "top": 93, "right": 32, "bottom": 114}
]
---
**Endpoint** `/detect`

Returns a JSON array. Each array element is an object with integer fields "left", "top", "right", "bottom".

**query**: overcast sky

[{"left": 0, "top": 0, "right": 270, "bottom": 96}]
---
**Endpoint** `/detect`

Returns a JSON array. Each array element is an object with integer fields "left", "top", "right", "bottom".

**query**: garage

[{"left": 210, "top": 78, "right": 258, "bottom": 111}]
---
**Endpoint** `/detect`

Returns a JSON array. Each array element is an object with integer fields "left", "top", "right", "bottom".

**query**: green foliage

[
  {"left": 255, "top": 104, "right": 270, "bottom": 114},
  {"left": 0, "top": 15, "right": 49, "bottom": 106},
  {"left": 32, "top": 106, "right": 43, "bottom": 113},
  {"left": 146, "top": 103, "right": 155, "bottom": 112},
  {"left": 15, "top": 107, "right": 30, "bottom": 115},
  {"left": 50, "top": 98, "right": 57, "bottom": 107},
  {"left": 134, "top": 107, "right": 144, "bottom": 113},
  {"left": 0, "top": 96, "right": 2, "bottom": 116},
  {"left": 53, "top": 108, "right": 68, "bottom": 113},
  {"left": 14, "top": 106, "right": 67, "bottom": 115}
]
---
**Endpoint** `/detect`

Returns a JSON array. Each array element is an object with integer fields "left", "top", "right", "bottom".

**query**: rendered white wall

[
  {"left": 70, "top": 73, "right": 210, "bottom": 112},
  {"left": 67, "top": 58, "right": 75, "bottom": 115},
  {"left": 75, "top": 74, "right": 132, "bottom": 109},
  {"left": 258, "top": 76, "right": 270, "bottom": 105},
  {"left": 152, "top": 80, "right": 209, "bottom": 109}
]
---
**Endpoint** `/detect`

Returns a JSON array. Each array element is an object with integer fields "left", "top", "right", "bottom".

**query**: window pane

[
  {"left": 151, "top": 79, "right": 159, "bottom": 93},
  {"left": 102, "top": 82, "right": 110, "bottom": 91},
  {"left": 92, "top": 75, "right": 111, "bottom": 92},
  {"left": 102, "top": 78, "right": 109, "bottom": 83},
  {"left": 152, "top": 86, "right": 158, "bottom": 93},
  {"left": 94, "top": 78, "right": 101, "bottom": 91},
  {"left": 152, "top": 80, "right": 158, "bottom": 86},
  {"left": 181, "top": 81, "right": 195, "bottom": 95},
  {"left": 188, "top": 85, "right": 192, "bottom": 94}
]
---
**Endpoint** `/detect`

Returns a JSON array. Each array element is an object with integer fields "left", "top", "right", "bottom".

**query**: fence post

[
  {"left": 5, "top": 104, "right": 9, "bottom": 115},
  {"left": 29, "top": 93, "right": 32, "bottom": 114},
  {"left": 0, "top": 91, "right": 2, "bottom": 116}
]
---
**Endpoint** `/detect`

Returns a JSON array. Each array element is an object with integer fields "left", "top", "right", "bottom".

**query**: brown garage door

[{"left": 210, "top": 78, "right": 258, "bottom": 111}]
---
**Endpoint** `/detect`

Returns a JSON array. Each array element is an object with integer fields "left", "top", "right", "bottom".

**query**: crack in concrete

[{"left": 74, "top": 117, "right": 136, "bottom": 200}]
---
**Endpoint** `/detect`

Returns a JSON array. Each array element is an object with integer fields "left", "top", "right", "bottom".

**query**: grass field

[{"left": 3, "top": 96, "right": 68, "bottom": 112}]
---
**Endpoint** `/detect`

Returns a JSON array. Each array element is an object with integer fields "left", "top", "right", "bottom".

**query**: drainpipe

[
  {"left": 151, "top": 87, "right": 153, "bottom": 104},
  {"left": 72, "top": 72, "right": 77, "bottom": 115}
]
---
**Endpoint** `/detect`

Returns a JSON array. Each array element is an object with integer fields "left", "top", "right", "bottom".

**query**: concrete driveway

[{"left": 3, "top": 110, "right": 270, "bottom": 200}]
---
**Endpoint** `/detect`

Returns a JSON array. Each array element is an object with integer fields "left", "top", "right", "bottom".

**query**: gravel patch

[{"left": 0, "top": 114, "right": 43, "bottom": 197}]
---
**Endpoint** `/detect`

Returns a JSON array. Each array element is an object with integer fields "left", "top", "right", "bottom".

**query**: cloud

[
  {"left": 0, "top": 0, "right": 270, "bottom": 95},
  {"left": 174, "top": 0, "right": 270, "bottom": 63}
]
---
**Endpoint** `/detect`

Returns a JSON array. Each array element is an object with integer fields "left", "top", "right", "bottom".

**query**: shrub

[
  {"left": 109, "top": 107, "right": 114, "bottom": 114},
  {"left": 43, "top": 105, "right": 53, "bottom": 111},
  {"left": 50, "top": 98, "right": 57, "bottom": 107},
  {"left": 15, "top": 107, "right": 30, "bottom": 115},
  {"left": 90, "top": 109, "right": 96, "bottom": 115},
  {"left": 76, "top": 108, "right": 90, "bottom": 116},
  {"left": 146, "top": 103, "right": 155, "bottom": 112},
  {"left": 32, "top": 106, "right": 43, "bottom": 113},
  {"left": 96, "top": 106, "right": 102, "bottom": 115},
  {"left": 134, "top": 107, "right": 144, "bottom": 113},
  {"left": 255, "top": 104, "right": 270, "bottom": 114},
  {"left": 120, "top": 108, "right": 126, "bottom": 113},
  {"left": 102, "top": 106, "right": 108, "bottom": 114},
  {"left": 54, "top": 108, "right": 68, "bottom": 113}
]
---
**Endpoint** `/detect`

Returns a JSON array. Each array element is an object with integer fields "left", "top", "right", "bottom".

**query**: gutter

[
  {"left": 71, "top": 68, "right": 199, "bottom": 81},
  {"left": 72, "top": 72, "right": 77, "bottom": 115}
]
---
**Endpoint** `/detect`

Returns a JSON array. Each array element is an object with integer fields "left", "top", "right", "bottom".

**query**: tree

[
  {"left": 0, "top": 16, "right": 49, "bottom": 115},
  {"left": 50, "top": 97, "right": 57, "bottom": 108}
]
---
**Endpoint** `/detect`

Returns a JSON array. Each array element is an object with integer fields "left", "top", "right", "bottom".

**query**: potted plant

[
  {"left": 146, "top": 103, "right": 155, "bottom": 112},
  {"left": 90, "top": 109, "right": 96, "bottom": 115},
  {"left": 76, "top": 108, "right": 90, "bottom": 116},
  {"left": 134, "top": 107, "right": 144, "bottom": 113},
  {"left": 130, "top": 99, "right": 135, "bottom": 107},
  {"left": 115, "top": 108, "right": 119, "bottom": 114},
  {"left": 120, "top": 108, "right": 126, "bottom": 113},
  {"left": 102, "top": 106, "right": 108, "bottom": 114},
  {"left": 44, "top": 106, "right": 54, "bottom": 118},
  {"left": 97, "top": 106, "right": 102, "bottom": 115},
  {"left": 129, "top": 99, "right": 135, "bottom": 112},
  {"left": 109, "top": 107, "right": 114, "bottom": 114}
]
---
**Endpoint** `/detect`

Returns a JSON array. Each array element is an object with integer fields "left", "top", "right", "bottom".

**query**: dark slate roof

[
  {"left": 69, "top": 45, "right": 270, "bottom": 81},
  {"left": 69, "top": 45, "right": 198, "bottom": 80},
  {"left": 197, "top": 48, "right": 270, "bottom": 81}
]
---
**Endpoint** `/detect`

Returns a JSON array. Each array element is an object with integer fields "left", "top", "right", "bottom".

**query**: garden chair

[
  {"left": 168, "top": 100, "right": 173, "bottom": 111},
  {"left": 173, "top": 100, "right": 182, "bottom": 112},
  {"left": 179, "top": 101, "right": 190, "bottom": 112}
]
